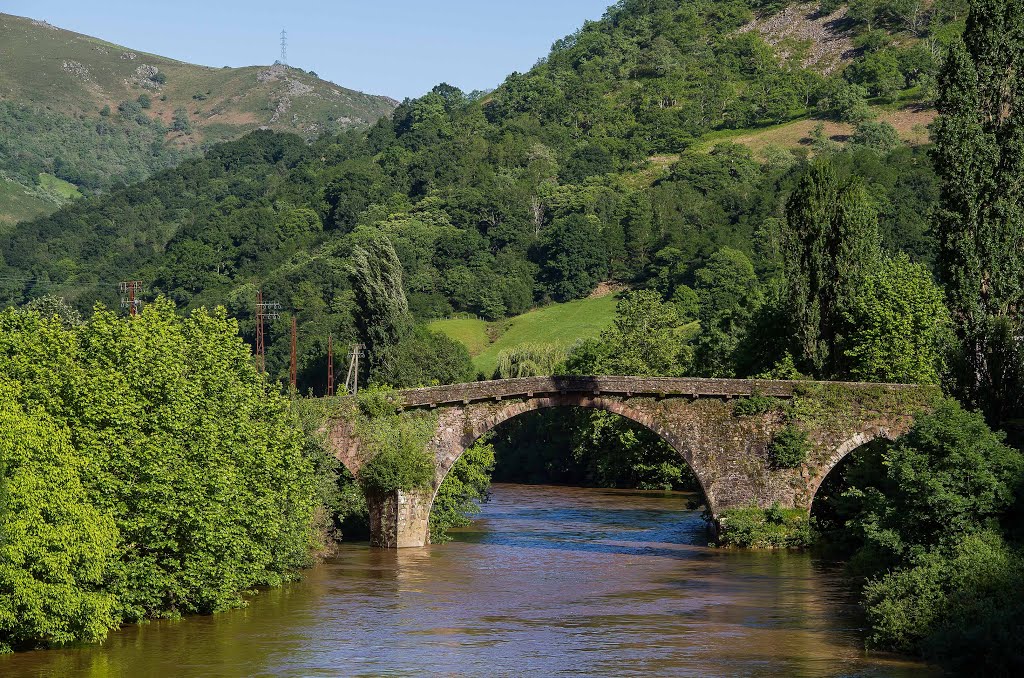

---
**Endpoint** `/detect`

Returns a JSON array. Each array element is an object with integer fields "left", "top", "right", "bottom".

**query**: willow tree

[
  {"left": 349, "top": 237, "right": 413, "bottom": 385},
  {"left": 933, "top": 0, "right": 1024, "bottom": 423},
  {"left": 783, "top": 159, "right": 881, "bottom": 377}
]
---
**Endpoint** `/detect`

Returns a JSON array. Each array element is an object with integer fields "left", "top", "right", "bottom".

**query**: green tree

[
  {"left": 0, "top": 383, "right": 119, "bottom": 653},
  {"left": 843, "top": 254, "right": 951, "bottom": 384},
  {"left": 430, "top": 438, "right": 496, "bottom": 542},
  {"left": 782, "top": 160, "right": 881, "bottom": 377},
  {"left": 693, "top": 247, "right": 762, "bottom": 377},
  {"left": 171, "top": 107, "right": 191, "bottom": 133},
  {"left": 932, "top": 0, "right": 1024, "bottom": 424},
  {"left": 564, "top": 290, "right": 691, "bottom": 377},
  {"left": 539, "top": 214, "right": 608, "bottom": 302},
  {"left": 836, "top": 399, "right": 1023, "bottom": 572},
  {"left": 349, "top": 237, "right": 413, "bottom": 384}
]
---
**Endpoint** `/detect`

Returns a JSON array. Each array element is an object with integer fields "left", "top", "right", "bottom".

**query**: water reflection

[{"left": 0, "top": 484, "right": 932, "bottom": 677}]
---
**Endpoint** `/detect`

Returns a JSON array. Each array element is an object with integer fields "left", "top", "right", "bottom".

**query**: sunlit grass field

[{"left": 429, "top": 293, "right": 621, "bottom": 376}]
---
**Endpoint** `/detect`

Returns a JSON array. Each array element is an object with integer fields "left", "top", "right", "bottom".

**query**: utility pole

[
  {"left": 280, "top": 29, "right": 288, "bottom": 65},
  {"left": 119, "top": 281, "right": 142, "bottom": 316},
  {"left": 289, "top": 315, "right": 298, "bottom": 390},
  {"left": 344, "top": 343, "right": 364, "bottom": 396},
  {"left": 255, "top": 290, "right": 280, "bottom": 374},
  {"left": 327, "top": 334, "right": 335, "bottom": 397}
]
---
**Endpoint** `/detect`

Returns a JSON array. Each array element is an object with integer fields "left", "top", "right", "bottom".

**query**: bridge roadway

[{"left": 394, "top": 375, "right": 919, "bottom": 408}]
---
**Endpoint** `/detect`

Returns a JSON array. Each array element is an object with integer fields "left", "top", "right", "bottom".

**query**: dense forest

[
  {"left": 2, "top": 0, "right": 964, "bottom": 387},
  {"left": 2, "top": 0, "right": 1023, "bottom": 670}
]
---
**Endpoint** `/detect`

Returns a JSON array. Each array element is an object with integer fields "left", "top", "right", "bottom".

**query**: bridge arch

[
  {"left": 806, "top": 427, "right": 901, "bottom": 512},
  {"left": 426, "top": 395, "right": 713, "bottom": 519}
]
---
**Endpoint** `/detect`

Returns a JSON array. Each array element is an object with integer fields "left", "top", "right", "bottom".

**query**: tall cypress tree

[
  {"left": 933, "top": 0, "right": 1024, "bottom": 423},
  {"left": 783, "top": 159, "right": 880, "bottom": 377}
]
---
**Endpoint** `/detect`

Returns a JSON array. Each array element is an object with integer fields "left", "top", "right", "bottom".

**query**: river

[{"left": 1, "top": 484, "right": 932, "bottom": 677}]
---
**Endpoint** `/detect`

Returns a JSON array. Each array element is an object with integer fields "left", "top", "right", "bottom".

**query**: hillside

[
  {"left": 430, "top": 293, "right": 622, "bottom": 375},
  {"left": 0, "top": 0, "right": 961, "bottom": 388},
  {"left": 0, "top": 13, "right": 397, "bottom": 222}
]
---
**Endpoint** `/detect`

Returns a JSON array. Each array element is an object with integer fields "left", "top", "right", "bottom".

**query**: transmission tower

[
  {"left": 279, "top": 29, "right": 288, "bottom": 65},
  {"left": 327, "top": 334, "right": 335, "bottom": 397},
  {"left": 289, "top": 315, "right": 298, "bottom": 390},
  {"left": 119, "top": 281, "right": 142, "bottom": 317},
  {"left": 344, "top": 343, "right": 364, "bottom": 396},
  {"left": 255, "top": 290, "right": 280, "bottom": 374}
]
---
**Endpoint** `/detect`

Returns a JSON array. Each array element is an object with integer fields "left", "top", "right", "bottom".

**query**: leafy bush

[
  {"left": 354, "top": 387, "right": 437, "bottom": 495},
  {"left": 0, "top": 301, "right": 318, "bottom": 648},
  {"left": 769, "top": 425, "right": 810, "bottom": 468},
  {"left": 0, "top": 384, "right": 119, "bottom": 653},
  {"left": 717, "top": 504, "right": 814, "bottom": 548},
  {"left": 863, "top": 530, "right": 1024, "bottom": 664},
  {"left": 430, "top": 438, "right": 496, "bottom": 542},
  {"left": 733, "top": 392, "right": 780, "bottom": 416}
]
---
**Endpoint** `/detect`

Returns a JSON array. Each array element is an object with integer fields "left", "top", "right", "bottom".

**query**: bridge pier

[{"left": 366, "top": 488, "right": 434, "bottom": 548}]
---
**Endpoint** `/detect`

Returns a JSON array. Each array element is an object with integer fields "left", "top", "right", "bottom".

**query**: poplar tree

[
  {"left": 933, "top": 0, "right": 1024, "bottom": 422},
  {"left": 783, "top": 159, "right": 881, "bottom": 377}
]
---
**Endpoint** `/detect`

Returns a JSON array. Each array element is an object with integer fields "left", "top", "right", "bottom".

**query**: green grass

[
  {"left": 430, "top": 293, "right": 621, "bottom": 376},
  {"left": 0, "top": 177, "right": 55, "bottom": 228},
  {"left": 37, "top": 173, "right": 82, "bottom": 200}
]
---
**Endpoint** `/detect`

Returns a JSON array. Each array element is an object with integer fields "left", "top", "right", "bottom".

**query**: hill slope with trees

[{"left": 0, "top": 12, "right": 397, "bottom": 225}]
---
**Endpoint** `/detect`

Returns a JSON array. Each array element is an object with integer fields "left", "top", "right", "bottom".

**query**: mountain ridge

[{"left": 0, "top": 12, "right": 397, "bottom": 224}]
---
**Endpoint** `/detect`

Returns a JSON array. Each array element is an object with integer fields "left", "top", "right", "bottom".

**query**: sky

[{"left": 5, "top": 0, "right": 615, "bottom": 99}]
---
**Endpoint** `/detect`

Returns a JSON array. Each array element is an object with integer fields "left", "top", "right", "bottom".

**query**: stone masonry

[{"left": 327, "top": 376, "right": 935, "bottom": 548}]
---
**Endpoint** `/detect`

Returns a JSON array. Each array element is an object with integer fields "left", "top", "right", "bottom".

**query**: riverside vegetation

[{"left": 1, "top": 0, "right": 1023, "bottom": 672}]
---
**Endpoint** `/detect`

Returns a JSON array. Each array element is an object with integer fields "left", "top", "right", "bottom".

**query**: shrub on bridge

[
  {"left": 716, "top": 504, "right": 814, "bottom": 548},
  {"left": 354, "top": 386, "right": 437, "bottom": 496},
  {"left": 769, "top": 425, "right": 810, "bottom": 468},
  {"left": 732, "top": 392, "right": 781, "bottom": 417}
]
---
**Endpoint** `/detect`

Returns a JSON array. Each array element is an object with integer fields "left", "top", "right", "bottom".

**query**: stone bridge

[{"left": 326, "top": 376, "right": 936, "bottom": 548}]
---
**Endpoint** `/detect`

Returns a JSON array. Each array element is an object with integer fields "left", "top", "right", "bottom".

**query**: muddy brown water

[{"left": 1, "top": 484, "right": 933, "bottom": 677}]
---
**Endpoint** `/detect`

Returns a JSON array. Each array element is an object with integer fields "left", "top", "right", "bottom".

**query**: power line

[
  {"left": 344, "top": 343, "right": 364, "bottom": 396},
  {"left": 327, "top": 334, "right": 335, "bottom": 397},
  {"left": 119, "top": 280, "right": 143, "bottom": 316},
  {"left": 255, "top": 290, "right": 280, "bottom": 374}
]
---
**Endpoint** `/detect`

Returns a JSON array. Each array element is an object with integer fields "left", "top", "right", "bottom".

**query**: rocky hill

[{"left": 0, "top": 13, "right": 397, "bottom": 225}]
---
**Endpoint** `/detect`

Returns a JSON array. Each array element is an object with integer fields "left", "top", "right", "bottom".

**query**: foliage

[
  {"left": 19, "top": 295, "right": 82, "bottom": 327},
  {"left": 350, "top": 237, "right": 413, "bottom": 384},
  {"left": 353, "top": 387, "right": 437, "bottom": 496},
  {"left": 816, "top": 394, "right": 1024, "bottom": 670},
  {"left": 842, "top": 253, "right": 951, "bottom": 384},
  {"left": 781, "top": 159, "right": 881, "bottom": 377},
  {"left": 716, "top": 505, "right": 815, "bottom": 548},
  {"left": 494, "top": 343, "right": 567, "bottom": 379},
  {"left": 0, "top": 383, "right": 119, "bottom": 653},
  {"left": 693, "top": 247, "right": 762, "bottom": 377},
  {"left": 932, "top": 0, "right": 1024, "bottom": 425},
  {"left": 389, "top": 325, "right": 475, "bottom": 388},
  {"left": 563, "top": 290, "right": 692, "bottom": 377},
  {"left": 430, "top": 438, "right": 496, "bottom": 542},
  {"left": 862, "top": 530, "right": 1024, "bottom": 664},
  {"left": 837, "top": 399, "right": 1023, "bottom": 569},
  {"left": 0, "top": 301, "right": 317, "bottom": 648},
  {"left": 732, "top": 392, "right": 782, "bottom": 416},
  {"left": 769, "top": 425, "right": 811, "bottom": 468}
]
